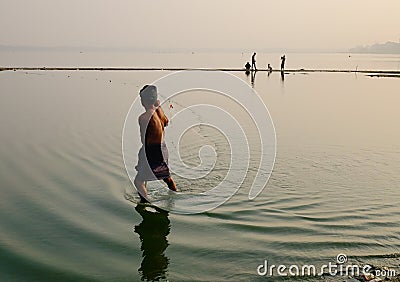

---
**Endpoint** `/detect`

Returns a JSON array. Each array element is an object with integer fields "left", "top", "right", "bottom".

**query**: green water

[{"left": 0, "top": 53, "right": 400, "bottom": 281}]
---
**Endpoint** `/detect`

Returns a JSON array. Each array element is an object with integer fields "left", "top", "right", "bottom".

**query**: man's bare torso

[{"left": 139, "top": 107, "right": 169, "bottom": 145}]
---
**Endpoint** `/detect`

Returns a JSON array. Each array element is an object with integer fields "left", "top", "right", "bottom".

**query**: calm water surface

[{"left": 0, "top": 52, "right": 399, "bottom": 281}]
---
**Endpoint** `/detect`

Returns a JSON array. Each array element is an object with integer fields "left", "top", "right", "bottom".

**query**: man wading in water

[{"left": 134, "top": 85, "right": 177, "bottom": 203}]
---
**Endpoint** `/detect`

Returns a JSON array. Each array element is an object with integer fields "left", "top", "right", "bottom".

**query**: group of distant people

[{"left": 245, "top": 53, "right": 286, "bottom": 72}]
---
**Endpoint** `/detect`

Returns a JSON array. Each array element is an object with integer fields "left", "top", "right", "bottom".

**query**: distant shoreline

[
  {"left": 0, "top": 45, "right": 346, "bottom": 54},
  {"left": 1, "top": 67, "right": 400, "bottom": 76},
  {"left": 349, "top": 41, "right": 400, "bottom": 54},
  {"left": 1, "top": 43, "right": 400, "bottom": 54}
]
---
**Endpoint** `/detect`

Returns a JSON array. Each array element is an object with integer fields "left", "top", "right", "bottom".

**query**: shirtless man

[
  {"left": 280, "top": 55, "right": 286, "bottom": 71},
  {"left": 251, "top": 52, "right": 257, "bottom": 71},
  {"left": 134, "top": 85, "right": 176, "bottom": 203}
]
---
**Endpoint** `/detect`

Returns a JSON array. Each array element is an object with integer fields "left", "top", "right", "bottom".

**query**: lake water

[{"left": 0, "top": 52, "right": 399, "bottom": 281}]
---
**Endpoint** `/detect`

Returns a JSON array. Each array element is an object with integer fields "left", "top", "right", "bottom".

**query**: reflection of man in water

[
  {"left": 134, "top": 85, "right": 177, "bottom": 203},
  {"left": 280, "top": 55, "right": 286, "bottom": 71},
  {"left": 251, "top": 52, "right": 257, "bottom": 71},
  {"left": 251, "top": 70, "right": 256, "bottom": 87},
  {"left": 134, "top": 204, "right": 170, "bottom": 281}
]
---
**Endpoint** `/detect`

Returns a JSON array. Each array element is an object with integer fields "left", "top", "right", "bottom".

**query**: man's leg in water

[
  {"left": 163, "top": 177, "right": 177, "bottom": 192},
  {"left": 134, "top": 176, "right": 150, "bottom": 203}
]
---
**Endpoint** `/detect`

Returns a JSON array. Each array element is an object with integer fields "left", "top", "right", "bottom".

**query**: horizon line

[{"left": 0, "top": 44, "right": 347, "bottom": 53}]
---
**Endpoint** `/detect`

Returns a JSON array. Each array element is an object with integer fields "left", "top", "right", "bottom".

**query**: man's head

[{"left": 140, "top": 85, "right": 158, "bottom": 106}]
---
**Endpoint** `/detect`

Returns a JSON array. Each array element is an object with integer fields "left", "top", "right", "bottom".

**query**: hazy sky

[{"left": 1, "top": 0, "right": 399, "bottom": 51}]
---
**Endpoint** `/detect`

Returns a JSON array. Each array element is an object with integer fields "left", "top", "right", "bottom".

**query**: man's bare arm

[
  {"left": 156, "top": 106, "right": 169, "bottom": 127},
  {"left": 138, "top": 115, "right": 147, "bottom": 144}
]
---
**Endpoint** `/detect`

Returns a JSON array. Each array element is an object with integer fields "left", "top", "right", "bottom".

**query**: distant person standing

[
  {"left": 280, "top": 55, "right": 286, "bottom": 71},
  {"left": 251, "top": 52, "right": 257, "bottom": 71}
]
